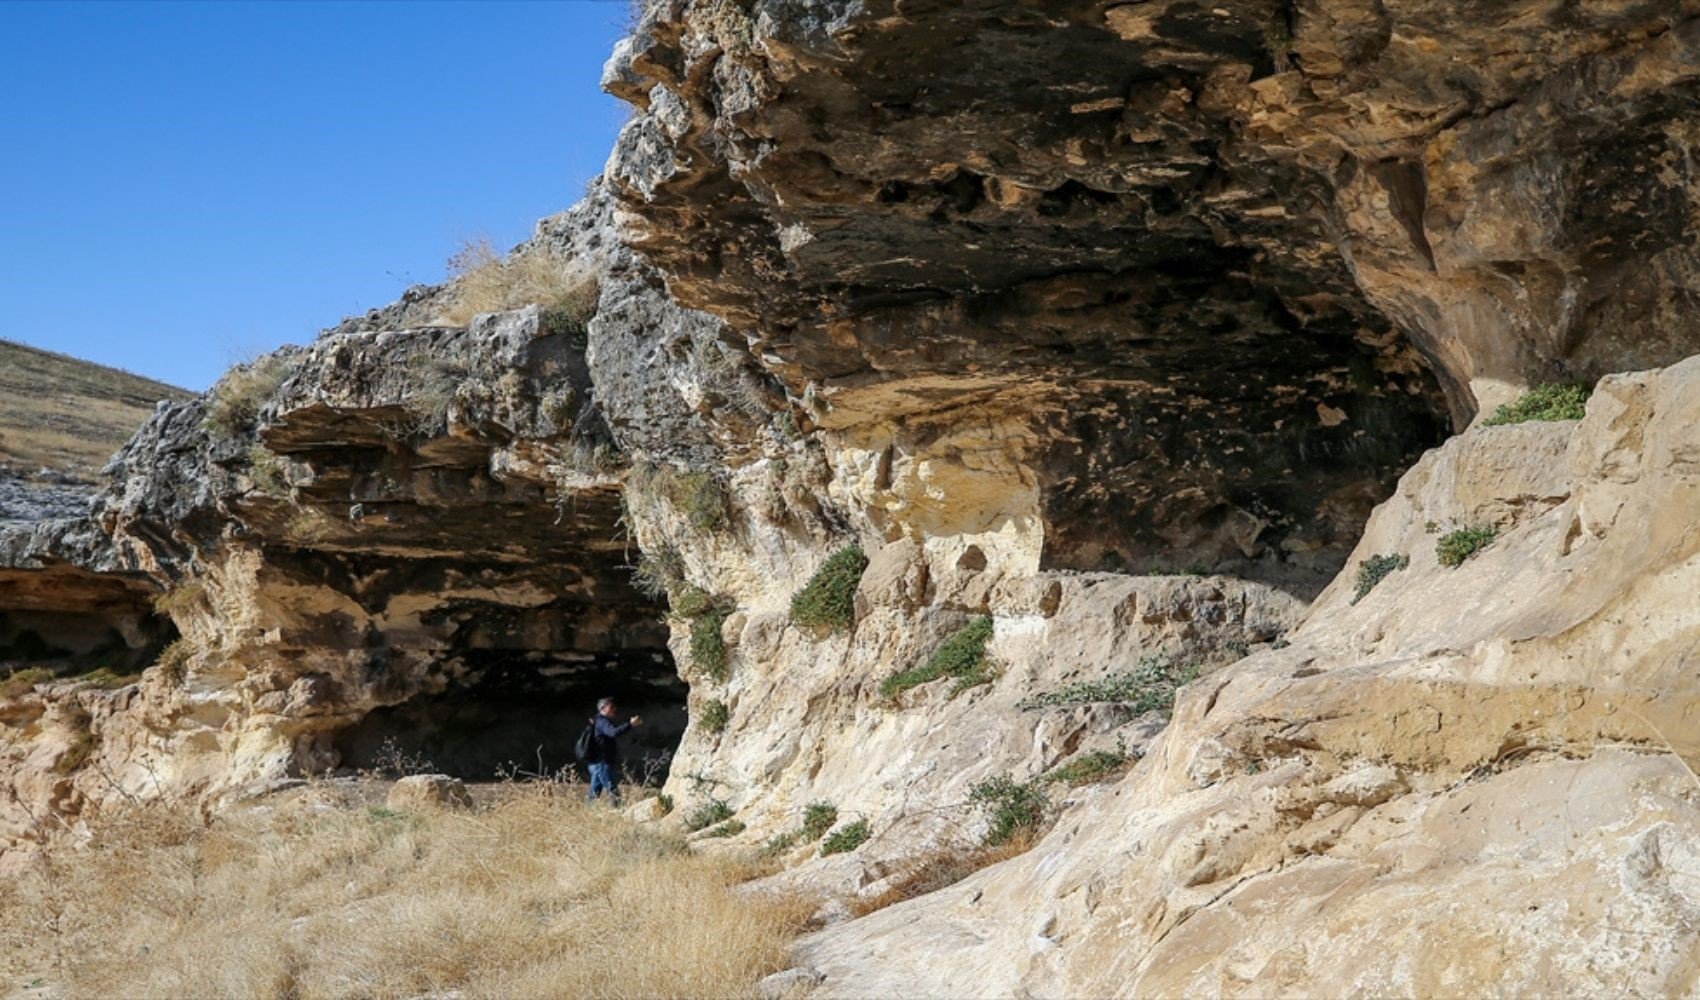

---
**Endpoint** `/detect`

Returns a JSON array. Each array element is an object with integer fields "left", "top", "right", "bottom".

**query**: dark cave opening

[
  {"left": 0, "top": 569, "right": 179, "bottom": 680},
  {"left": 333, "top": 647, "right": 687, "bottom": 784}
]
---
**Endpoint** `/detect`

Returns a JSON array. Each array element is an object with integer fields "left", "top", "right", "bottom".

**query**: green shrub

[
  {"left": 1019, "top": 655, "right": 1200, "bottom": 713},
  {"left": 1481, "top": 382, "right": 1590, "bottom": 426},
  {"left": 655, "top": 794, "right": 674, "bottom": 816},
  {"left": 820, "top": 819, "right": 871, "bottom": 856},
  {"left": 690, "top": 606, "right": 731, "bottom": 682},
  {"left": 671, "top": 585, "right": 715, "bottom": 619},
  {"left": 1044, "top": 749, "right": 1131, "bottom": 787},
  {"left": 881, "top": 616, "right": 996, "bottom": 699},
  {"left": 699, "top": 698, "right": 730, "bottom": 734},
  {"left": 672, "top": 471, "right": 729, "bottom": 534},
  {"left": 1352, "top": 553, "right": 1409, "bottom": 604},
  {"left": 704, "top": 819, "right": 746, "bottom": 838},
  {"left": 684, "top": 799, "right": 734, "bottom": 833},
  {"left": 790, "top": 545, "right": 867, "bottom": 631},
  {"left": 1436, "top": 525, "right": 1497, "bottom": 567},
  {"left": 968, "top": 775, "right": 1048, "bottom": 847},
  {"left": 801, "top": 801, "right": 838, "bottom": 842}
]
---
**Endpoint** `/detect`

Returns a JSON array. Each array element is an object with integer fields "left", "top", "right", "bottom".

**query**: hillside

[{"left": 0, "top": 339, "right": 192, "bottom": 480}]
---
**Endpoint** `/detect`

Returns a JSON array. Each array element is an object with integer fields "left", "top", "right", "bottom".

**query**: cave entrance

[
  {"left": 0, "top": 567, "right": 178, "bottom": 681},
  {"left": 333, "top": 648, "right": 686, "bottom": 784}
]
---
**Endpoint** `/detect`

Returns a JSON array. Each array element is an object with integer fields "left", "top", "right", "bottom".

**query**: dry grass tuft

[
  {"left": 204, "top": 354, "right": 293, "bottom": 439},
  {"left": 0, "top": 783, "right": 811, "bottom": 998},
  {"left": 849, "top": 839, "right": 1031, "bottom": 917},
  {"left": 437, "top": 239, "right": 597, "bottom": 328}
]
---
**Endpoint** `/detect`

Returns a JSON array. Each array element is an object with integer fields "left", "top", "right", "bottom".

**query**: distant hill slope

[{"left": 0, "top": 340, "right": 193, "bottom": 481}]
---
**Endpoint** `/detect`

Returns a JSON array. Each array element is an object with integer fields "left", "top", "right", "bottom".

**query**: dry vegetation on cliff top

[{"left": 0, "top": 784, "right": 810, "bottom": 998}]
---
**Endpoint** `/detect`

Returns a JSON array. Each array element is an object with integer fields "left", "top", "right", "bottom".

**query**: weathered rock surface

[
  {"left": 795, "top": 361, "right": 1700, "bottom": 997},
  {"left": 5, "top": 2, "right": 1700, "bottom": 994},
  {"left": 386, "top": 773, "right": 474, "bottom": 812}
]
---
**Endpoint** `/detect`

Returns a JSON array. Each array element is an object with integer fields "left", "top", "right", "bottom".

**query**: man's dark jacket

[{"left": 585, "top": 715, "right": 632, "bottom": 765}]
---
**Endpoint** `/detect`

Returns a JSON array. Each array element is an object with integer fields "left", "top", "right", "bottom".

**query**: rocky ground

[{"left": 3, "top": 1, "right": 1700, "bottom": 995}]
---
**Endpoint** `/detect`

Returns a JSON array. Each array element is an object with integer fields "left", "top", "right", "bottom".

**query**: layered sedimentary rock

[
  {"left": 797, "top": 361, "right": 1700, "bottom": 996},
  {"left": 5, "top": 0, "right": 1700, "bottom": 992}
]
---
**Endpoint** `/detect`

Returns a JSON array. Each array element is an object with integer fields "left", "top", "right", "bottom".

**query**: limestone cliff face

[{"left": 4, "top": 1, "right": 1700, "bottom": 992}]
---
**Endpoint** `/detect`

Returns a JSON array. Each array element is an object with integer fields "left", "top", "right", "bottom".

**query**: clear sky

[{"left": 0, "top": 1, "right": 632, "bottom": 391}]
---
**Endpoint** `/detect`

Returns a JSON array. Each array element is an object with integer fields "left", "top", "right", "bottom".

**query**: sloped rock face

[{"left": 796, "top": 361, "right": 1700, "bottom": 997}]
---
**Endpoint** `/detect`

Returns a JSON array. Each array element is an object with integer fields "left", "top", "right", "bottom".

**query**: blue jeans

[{"left": 587, "top": 762, "right": 619, "bottom": 804}]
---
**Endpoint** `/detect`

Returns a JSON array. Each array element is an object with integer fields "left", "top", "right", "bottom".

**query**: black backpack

[{"left": 573, "top": 722, "right": 596, "bottom": 763}]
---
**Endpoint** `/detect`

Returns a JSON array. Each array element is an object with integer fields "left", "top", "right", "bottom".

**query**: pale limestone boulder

[{"left": 386, "top": 774, "right": 473, "bottom": 812}]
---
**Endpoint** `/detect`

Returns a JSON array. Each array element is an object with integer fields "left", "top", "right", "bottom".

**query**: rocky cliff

[{"left": 4, "top": 0, "right": 1700, "bottom": 993}]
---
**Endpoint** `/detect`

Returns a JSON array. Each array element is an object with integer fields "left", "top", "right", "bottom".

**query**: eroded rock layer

[{"left": 3, "top": 2, "right": 1700, "bottom": 994}]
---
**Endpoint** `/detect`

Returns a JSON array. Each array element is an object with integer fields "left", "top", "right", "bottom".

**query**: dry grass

[
  {"left": 0, "top": 339, "right": 190, "bottom": 478},
  {"left": 0, "top": 783, "right": 812, "bottom": 998},
  {"left": 204, "top": 354, "right": 294, "bottom": 439},
  {"left": 436, "top": 239, "right": 597, "bottom": 328},
  {"left": 849, "top": 839, "right": 1031, "bottom": 917}
]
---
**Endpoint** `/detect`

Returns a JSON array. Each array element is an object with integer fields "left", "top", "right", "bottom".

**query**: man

[{"left": 585, "top": 697, "right": 642, "bottom": 804}]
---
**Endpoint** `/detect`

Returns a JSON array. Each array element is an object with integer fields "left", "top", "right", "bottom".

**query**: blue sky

[{"left": 0, "top": 1, "right": 632, "bottom": 390}]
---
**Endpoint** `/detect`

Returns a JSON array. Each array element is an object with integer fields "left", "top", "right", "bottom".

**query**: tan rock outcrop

[{"left": 793, "top": 359, "right": 1700, "bottom": 997}]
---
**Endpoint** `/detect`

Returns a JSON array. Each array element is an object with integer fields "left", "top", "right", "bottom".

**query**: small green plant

[
  {"left": 881, "top": 616, "right": 996, "bottom": 699},
  {"left": 1436, "top": 525, "right": 1498, "bottom": 567},
  {"left": 684, "top": 799, "right": 734, "bottom": 833},
  {"left": 655, "top": 793, "right": 674, "bottom": 816},
  {"left": 801, "top": 801, "right": 838, "bottom": 841},
  {"left": 1144, "top": 563, "right": 1210, "bottom": 577},
  {"left": 631, "top": 543, "right": 686, "bottom": 601},
  {"left": 968, "top": 775, "right": 1048, "bottom": 847},
  {"left": 1019, "top": 655, "right": 1200, "bottom": 713},
  {"left": 1481, "top": 382, "right": 1590, "bottom": 426},
  {"left": 820, "top": 819, "right": 871, "bottom": 856},
  {"left": 1352, "top": 553, "right": 1409, "bottom": 603},
  {"left": 699, "top": 698, "right": 730, "bottom": 734},
  {"left": 690, "top": 605, "right": 731, "bottom": 682},
  {"left": 760, "top": 831, "right": 799, "bottom": 857},
  {"left": 365, "top": 805, "right": 424, "bottom": 837},
  {"left": 1044, "top": 749, "right": 1131, "bottom": 787},
  {"left": 672, "top": 471, "right": 730, "bottom": 534},
  {"left": 247, "top": 444, "right": 289, "bottom": 496},
  {"left": 541, "top": 287, "right": 597, "bottom": 343},
  {"left": 790, "top": 545, "right": 867, "bottom": 632},
  {"left": 704, "top": 819, "right": 746, "bottom": 838},
  {"left": 670, "top": 585, "right": 714, "bottom": 619}
]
